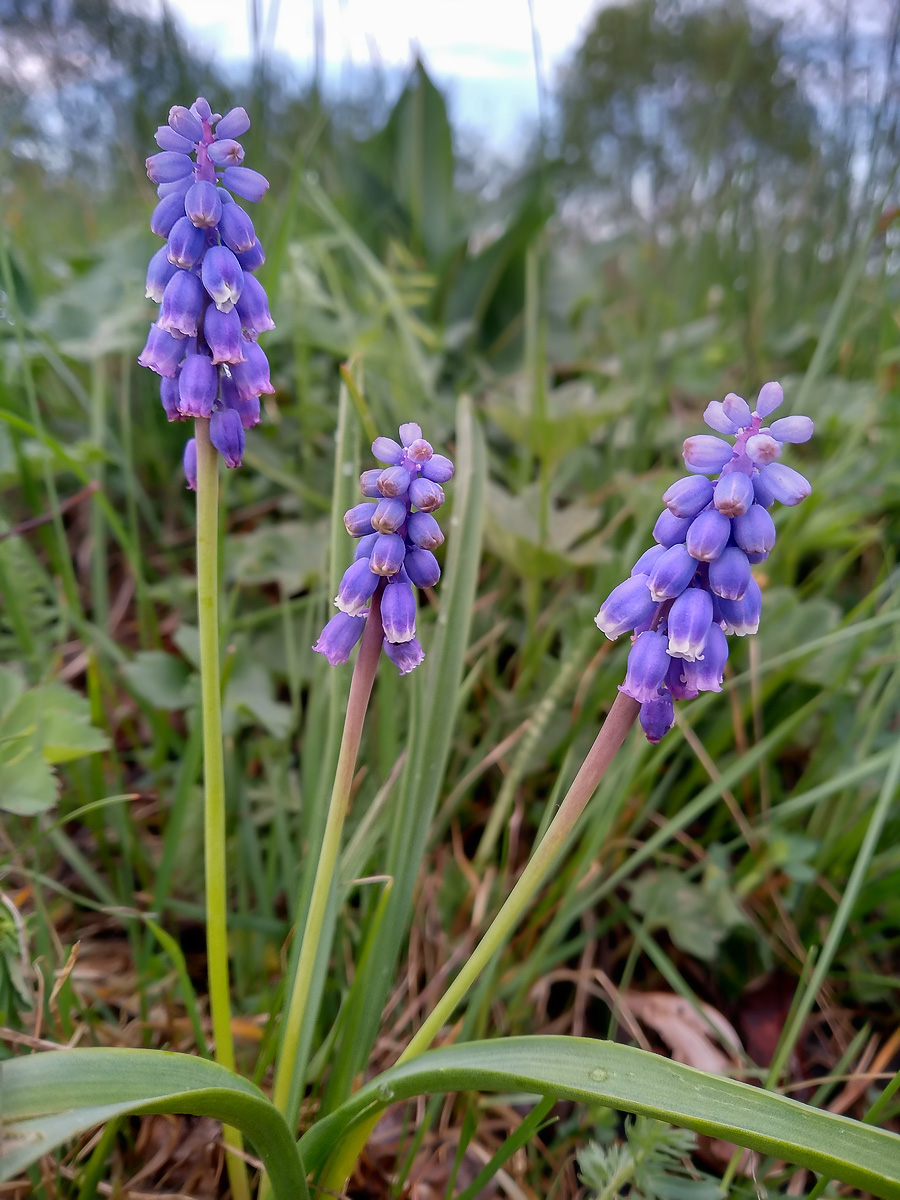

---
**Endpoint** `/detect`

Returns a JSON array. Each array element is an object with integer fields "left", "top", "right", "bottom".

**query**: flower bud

[
  {"left": 208, "top": 139, "right": 245, "bottom": 167},
  {"left": 683, "top": 434, "right": 734, "bottom": 475},
  {"left": 595, "top": 575, "right": 656, "bottom": 640},
  {"left": 746, "top": 434, "right": 781, "bottom": 465},
  {"left": 183, "top": 438, "right": 198, "bottom": 489},
  {"left": 409, "top": 477, "right": 444, "bottom": 512},
  {"left": 653, "top": 509, "right": 693, "bottom": 547},
  {"left": 381, "top": 577, "right": 417, "bottom": 643},
  {"left": 372, "top": 436, "right": 404, "bottom": 464},
  {"left": 722, "top": 392, "right": 752, "bottom": 428},
  {"left": 769, "top": 415, "right": 814, "bottom": 444},
  {"left": 156, "top": 125, "right": 195, "bottom": 153},
  {"left": 229, "top": 342, "right": 275, "bottom": 401},
  {"left": 236, "top": 241, "right": 266, "bottom": 272},
  {"left": 708, "top": 545, "right": 750, "bottom": 600},
  {"left": 178, "top": 354, "right": 217, "bottom": 418},
  {"left": 160, "top": 376, "right": 182, "bottom": 421},
  {"left": 168, "top": 105, "right": 204, "bottom": 141},
  {"left": 360, "top": 469, "right": 383, "bottom": 497},
  {"left": 685, "top": 508, "right": 731, "bottom": 561},
  {"left": 647, "top": 544, "right": 697, "bottom": 602},
  {"left": 732, "top": 504, "right": 776, "bottom": 555},
  {"left": 378, "top": 465, "right": 412, "bottom": 497},
  {"left": 662, "top": 475, "right": 714, "bottom": 518},
  {"left": 713, "top": 470, "right": 754, "bottom": 517},
  {"left": 167, "top": 216, "right": 206, "bottom": 269},
  {"left": 369, "top": 532, "right": 406, "bottom": 576},
  {"left": 407, "top": 511, "right": 444, "bottom": 551},
  {"left": 185, "top": 180, "right": 222, "bottom": 228},
  {"left": 235, "top": 274, "right": 275, "bottom": 337},
  {"left": 354, "top": 532, "right": 378, "bottom": 561},
  {"left": 203, "top": 306, "right": 246, "bottom": 366},
  {"left": 399, "top": 422, "right": 422, "bottom": 445},
  {"left": 202, "top": 245, "right": 243, "bottom": 312},
  {"left": 372, "top": 497, "right": 407, "bottom": 533},
  {"left": 219, "top": 203, "right": 256, "bottom": 254},
  {"left": 620, "top": 631, "right": 671, "bottom": 704},
  {"left": 146, "top": 245, "right": 178, "bottom": 301},
  {"left": 210, "top": 407, "right": 245, "bottom": 468},
  {"left": 384, "top": 636, "right": 425, "bottom": 675},
  {"left": 640, "top": 693, "right": 675, "bottom": 744},
  {"left": 755, "top": 381, "right": 783, "bottom": 418},
  {"left": 422, "top": 454, "right": 454, "bottom": 483},
  {"left": 667, "top": 588, "right": 714, "bottom": 662},
  {"left": 681, "top": 623, "right": 729, "bottom": 692},
  {"left": 221, "top": 165, "right": 270, "bottom": 202},
  {"left": 216, "top": 107, "right": 252, "bottom": 139},
  {"left": 718, "top": 576, "right": 762, "bottom": 636},
  {"left": 759, "top": 462, "right": 811, "bottom": 506},
  {"left": 151, "top": 191, "right": 187, "bottom": 237},
  {"left": 404, "top": 548, "right": 440, "bottom": 588},
  {"left": 146, "top": 151, "right": 194, "bottom": 183},
  {"left": 335, "top": 559, "right": 379, "bottom": 615},
  {"left": 407, "top": 438, "right": 433, "bottom": 463},
  {"left": 158, "top": 270, "right": 204, "bottom": 337},
  {"left": 703, "top": 401, "right": 738, "bottom": 435},
  {"left": 138, "top": 323, "right": 184, "bottom": 378},
  {"left": 313, "top": 612, "right": 366, "bottom": 666},
  {"left": 631, "top": 544, "right": 666, "bottom": 576},
  {"left": 344, "top": 503, "right": 377, "bottom": 537}
]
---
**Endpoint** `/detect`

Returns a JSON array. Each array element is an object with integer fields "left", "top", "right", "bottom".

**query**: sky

[{"left": 166, "top": 0, "right": 603, "bottom": 147}]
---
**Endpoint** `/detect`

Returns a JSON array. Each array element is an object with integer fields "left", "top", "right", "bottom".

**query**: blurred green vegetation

[{"left": 1, "top": 0, "right": 900, "bottom": 1194}]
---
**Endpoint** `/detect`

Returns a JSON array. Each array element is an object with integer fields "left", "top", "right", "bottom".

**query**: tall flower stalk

[
  {"left": 139, "top": 97, "right": 274, "bottom": 1200},
  {"left": 319, "top": 382, "right": 814, "bottom": 1190},
  {"left": 270, "top": 424, "right": 454, "bottom": 1131}
]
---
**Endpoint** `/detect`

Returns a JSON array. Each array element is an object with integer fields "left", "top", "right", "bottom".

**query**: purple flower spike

[
  {"left": 620, "top": 631, "right": 671, "bottom": 704},
  {"left": 595, "top": 575, "right": 656, "bottom": 641},
  {"left": 381, "top": 577, "right": 417, "bottom": 643},
  {"left": 683, "top": 434, "right": 735, "bottom": 475},
  {"left": 713, "top": 470, "right": 754, "bottom": 517},
  {"left": 369, "top": 532, "right": 406, "bottom": 576},
  {"left": 667, "top": 588, "right": 714, "bottom": 662},
  {"left": 335, "top": 559, "right": 380, "bottom": 616},
  {"left": 647, "top": 544, "right": 697, "bottom": 602},
  {"left": 210, "top": 408, "right": 246, "bottom": 468},
  {"left": 178, "top": 354, "right": 218, "bottom": 418},
  {"left": 405, "top": 548, "right": 440, "bottom": 588},
  {"left": 203, "top": 306, "right": 246, "bottom": 366},
  {"left": 662, "top": 475, "right": 714, "bottom": 518},
  {"left": 640, "top": 693, "right": 675, "bottom": 744},
  {"left": 313, "top": 612, "right": 366, "bottom": 666},
  {"left": 316, "top": 422, "right": 453, "bottom": 674},
  {"left": 384, "top": 637, "right": 425, "bottom": 676},
  {"left": 138, "top": 323, "right": 184, "bottom": 378},
  {"left": 221, "top": 166, "right": 270, "bottom": 202},
  {"left": 202, "top": 245, "right": 243, "bottom": 312},
  {"left": 185, "top": 180, "right": 222, "bottom": 228},
  {"left": 183, "top": 438, "right": 198, "bottom": 489}
]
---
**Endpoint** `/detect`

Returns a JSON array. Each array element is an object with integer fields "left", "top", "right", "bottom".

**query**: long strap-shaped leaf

[
  {"left": 299, "top": 1036, "right": 900, "bottom": 1198},
  {"left": 0, "top": 1048, "right": 308, "bottom": 1199}
]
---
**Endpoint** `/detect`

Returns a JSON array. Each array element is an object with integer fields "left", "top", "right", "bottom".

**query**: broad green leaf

[
  {"left": 227, "top": 519, "right": 328, "bottom": 593},
  {"left": 0, "top": 668, "right": 24, "bottom": 724},
  {"left": 121, "top": 651, "right": 193, "bottom": 710},
  {"left": 300, "top": 1036, "right": 900, "bottom": 1198},
  {"left": 0, "top": 1048, "right": 308, "bottom": 1200},
  {"left": 0, "top": 750, "right": 57, "bottom": 814},
  {"left": 2, "top": 682, "right": 108, "bottom": 764}
]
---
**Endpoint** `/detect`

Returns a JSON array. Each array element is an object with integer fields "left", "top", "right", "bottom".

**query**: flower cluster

[
  {"left": 138, "top": 98, "right": 274, "bottom": 484},
  {"left": 314, "top": 424, "right": 454, "bottom": 674},
  {"left": 595, "top": 382, "right": 813, "bottom": 743}
]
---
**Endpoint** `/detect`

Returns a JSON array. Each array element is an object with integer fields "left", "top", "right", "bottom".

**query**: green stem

[
  {"left": 271, "top": 589, "right": 385, "bottom": 1128},
  {"left": 320, "top": 691, "right": 640, "bottom": 1189},
  {"left": 195, "top": 419, "right": 250, "bottom": 1200}
]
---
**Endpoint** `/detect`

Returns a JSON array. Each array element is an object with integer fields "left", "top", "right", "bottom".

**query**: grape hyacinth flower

[
  {"left": 595, "top": 382, "right": 812, "bottom": 742},
  {"left": 139, "top": 98, "right": 274, "bottom": 481},
  {"left": 313, "top": 424, "right": 454, "bottom": 674}
]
